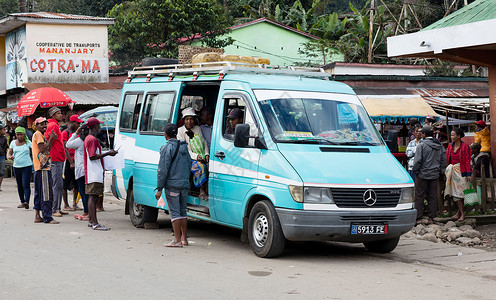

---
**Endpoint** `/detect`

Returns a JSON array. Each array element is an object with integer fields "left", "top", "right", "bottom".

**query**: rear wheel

[
  {"left": 128, "top": 190, "right": 158, "bottom": 226},
  {"left": 248, "top": 200, "right": 286, "bottom": 258},
  {"left": 363, "top": 237, "right": 400, "bottom": 253}
]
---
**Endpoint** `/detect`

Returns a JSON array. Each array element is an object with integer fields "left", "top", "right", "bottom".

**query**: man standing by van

[
  {"left": 45, "top": 107, "right": 67, "bottom": 217},
  {"left": 155, "top": 123, "right": 192, "bottom": 247},
  {"left": 413, "top": 125, "right": 446, "bottom": 225},
  {"left": 84, "top": 117, "right": 117, "bottom": 231}
]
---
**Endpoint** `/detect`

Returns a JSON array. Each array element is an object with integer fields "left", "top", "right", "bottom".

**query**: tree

[
  {"left": 0, "top": 0, "right": 18, "bottom": 17},
  {"left": 32, "top": 0, "right": 124, "bottom": 17},
  {"left": 108, "top": 0, "right": 233, "bottom": 67}
]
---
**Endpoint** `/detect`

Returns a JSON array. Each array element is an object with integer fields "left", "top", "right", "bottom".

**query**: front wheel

[
  {"left": 248, "top": 200, "right": 286, "bottom": 258},
  {"left": 128, "top": 190, "right": 158, "bottom": 227},
  {"left": 363, "top": 237, "right": 400, "bottom": 253}
]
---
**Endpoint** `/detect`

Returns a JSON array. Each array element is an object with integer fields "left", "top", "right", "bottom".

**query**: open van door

[{"left": 209, "top": 91, "right": 261, "bottom": 226}]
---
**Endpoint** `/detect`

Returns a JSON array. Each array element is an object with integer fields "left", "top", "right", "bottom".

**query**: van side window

[
  {"left": 119, "top": 93, "right": 143, "bottom": 131},
  {"left": 222, "top": 96, "right": 259, "bottom": 142},
  {"left": 140, "top": 92, "right": 175, "bottom": 133}
]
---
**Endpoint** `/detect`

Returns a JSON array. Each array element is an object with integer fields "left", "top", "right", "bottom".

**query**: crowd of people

[
  {"left": 1, "top": 107, "right": 116, "bottom": 230},
  {"left": 405, "top": 117, "right": 492, "bottom": 224}
]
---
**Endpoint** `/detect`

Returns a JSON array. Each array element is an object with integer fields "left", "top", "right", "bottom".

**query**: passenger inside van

[
  {"left": 177, "top": 107, "right": 209, "bottom": 200},
  {"left": 224, "top": 108, "right": 244, "bottom": 140},
  {"left": 199, "top": 107, "right": 214, "bottom": 150}
]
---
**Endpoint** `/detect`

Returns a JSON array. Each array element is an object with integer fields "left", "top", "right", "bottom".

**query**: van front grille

[{"left": 331, "top": 188, "right": 401, "bottom": 208}]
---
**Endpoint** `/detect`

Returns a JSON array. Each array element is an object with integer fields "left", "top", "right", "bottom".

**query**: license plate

[{"left": 351, "top": 224, "right": 388, "bottom": 235}]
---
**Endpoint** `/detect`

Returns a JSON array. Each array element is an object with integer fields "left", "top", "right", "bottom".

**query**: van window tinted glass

[
  {"left": 259, "top": 98, "right": 383, "bottom": 146},
  {"left": 140, "top": 92, "right": 175, "bottom": 133},
  {"left": 120, "top": 93, "right": 143, "bottom": 131}
]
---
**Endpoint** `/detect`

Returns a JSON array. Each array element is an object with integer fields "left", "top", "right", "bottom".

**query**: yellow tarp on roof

[{"left": 360, "top": 96, "right": 438, "bottom": 123}]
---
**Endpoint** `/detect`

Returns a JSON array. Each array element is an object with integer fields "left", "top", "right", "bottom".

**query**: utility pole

[
  {"left": 19, "top": 0, "right": 27, "bottom": 13},
  {"left": 368, "top": 0, "right": 375, "bottom": 63}
]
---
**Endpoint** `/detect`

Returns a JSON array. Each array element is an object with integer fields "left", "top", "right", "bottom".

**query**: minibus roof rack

[{"left": 128, "top": 61, "right": 333, "bottom": 80}]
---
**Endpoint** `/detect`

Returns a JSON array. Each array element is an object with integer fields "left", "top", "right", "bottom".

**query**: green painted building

[{"left": 191, "top": 18, "right": 340, "bottom": 66}]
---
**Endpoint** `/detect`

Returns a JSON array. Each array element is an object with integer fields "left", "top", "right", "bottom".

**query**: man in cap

[
  {"left": 0, "top": 124, "right": 7, "bottom": 191},
  {"left": 84, "top": 117, "right": 117, "bottom": 231},
  {"left": 412, "top": 125, "right": 446, "bottom": 225},
  {"left": 45, "top": 107, "right": 67, "bottom": 217},
  {"left": 224, "top": 108, "right": 244, "bottom": 138},
  {"left": 32, "top": 117, "right": 59, "bottom": 224},
  {"left": 61, "top": 114, "right": 83, "bottom": 211}
]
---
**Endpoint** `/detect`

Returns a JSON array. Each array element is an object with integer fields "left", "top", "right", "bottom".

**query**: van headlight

[
  {"left": 399, "top": 187, "right": 414, "bottom": 204},
  {"left": 289, "top": 185, "right": 303, "bottom": 203},
  {"left": 304, "top": 187, "right": 334, "bottom": 204}
]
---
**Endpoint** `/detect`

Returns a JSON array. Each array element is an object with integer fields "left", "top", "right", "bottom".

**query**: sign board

[{"left": 24, "top": 23, "right": 109, "bottom": 83}]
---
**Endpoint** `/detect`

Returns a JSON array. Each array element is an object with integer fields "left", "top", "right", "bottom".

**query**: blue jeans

[
  {"left": 164, "top": 188, "right": 188, "bottom": 222},
  {"left": 77, "top": 176, "right": 89, "bottom": 213},
  {"left": 408, "top": 170, "right": 416, "bottom": 183},
  {"left": 14, "top": 166, "right": 32, "bottom": 204}
]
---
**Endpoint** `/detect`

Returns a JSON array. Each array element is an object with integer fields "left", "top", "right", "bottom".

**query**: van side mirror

[{"left": 234, "top": 124, "right": 250, "bottom": 147}]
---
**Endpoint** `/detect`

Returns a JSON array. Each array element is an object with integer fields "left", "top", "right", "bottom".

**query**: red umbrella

[{"left": 17, "top": 87, "right": 76, "bottom": 117}]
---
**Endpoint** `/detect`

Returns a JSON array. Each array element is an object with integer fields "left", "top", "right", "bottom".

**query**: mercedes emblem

[{"left": 363, "top": 189, "right": 377, "bottom": 206}]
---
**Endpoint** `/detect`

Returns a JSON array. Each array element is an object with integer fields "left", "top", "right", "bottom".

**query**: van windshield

[{"left": 258, "top": 97, "right": 383, "bottom": 146}]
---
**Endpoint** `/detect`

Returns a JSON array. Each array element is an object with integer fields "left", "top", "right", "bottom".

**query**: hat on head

[
  {"left": 227, "top": 108, "right": 243, "bottom": 120},
  {"left": 475, "top": 120, "right": 487, "bottom": 127},
  {"left": 425, "top": 115, "right": 436, "bottom": 122},
  {"left": 181, "top": 107, "right": 196, "bottom": 119},
  {"left": 34, "top": 117, "right": 47, "bottom": 125},
  {"left": 421, "top": 125, "right": 434, "bottom": 136},
  {"left": 69, "top": 115, "right": 83, "bottom": 123},
  {"left": 164, "top": 123, "right": 178, "bottom": 137},
  {"left": 86, "top": 117, "right": 103, "bottom": 127},
  {"left": 48, "top": 107, "right": 61, "bottom": 117}
]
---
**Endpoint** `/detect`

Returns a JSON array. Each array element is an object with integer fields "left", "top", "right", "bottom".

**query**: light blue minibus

[{"left": 111, "top": 61, "right": 416, "bottom": 257}]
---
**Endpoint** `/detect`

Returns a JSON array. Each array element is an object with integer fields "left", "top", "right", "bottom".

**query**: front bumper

[{"left": 276, "top": 207, "right": 416, "bottom": 242}]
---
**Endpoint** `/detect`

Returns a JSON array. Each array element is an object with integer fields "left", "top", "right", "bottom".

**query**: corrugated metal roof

[
  {"left": 23, "top": 82, "right": 122, "bottom": 91},
  {"left": 423, "top": 0, "right": 496, "bottom": 31},
  {"left": 407, "top": 88, "right": 481, "bottom": 97},
  {"left": 8, "top": 12, "right": 113, "bottom": 21},
  {"left": 65, "top": 89, "right": 121, "bottom": 105},
  {"left": 422, "top": 97, "right": 458, "bottom": 106}
]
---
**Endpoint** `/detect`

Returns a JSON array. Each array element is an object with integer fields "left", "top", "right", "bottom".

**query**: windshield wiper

[{"left": 277, "top": 139, "right": 320, "bottom": 144}]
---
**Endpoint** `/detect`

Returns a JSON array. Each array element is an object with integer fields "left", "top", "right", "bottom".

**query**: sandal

[
  {"left": 181, "top": 240, "right": 189, "bottom": 246},
  {"left": 17, "top": 204, "right": 24, "bottom": 208},
  {"left": 165, "top": 241, "right": 183, "bottom": 248},
  {"left": 92, "top": 224, "right": 110, "bottom": 231},
  {"left": 74, "top": 214, "right": 81, "bottom": 219},
  {"left": 47, "top": 220, "right": 60, "bottom": 224},
  {"left": 87, "top": 222, "right": 94, "bottom": 228}
]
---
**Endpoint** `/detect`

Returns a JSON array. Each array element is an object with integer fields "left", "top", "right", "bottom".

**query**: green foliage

[
  {"left": 108, "top": 0, "right": 233, "bottom": 67},
  {"left": 33, "top": 0, "right": 124, "bottom": 17},
  {"left": 0, "top": 0, "right": 18, "bottom": 17},
  {"left": 302, "top": 1, "right": 394, "bottom": 64},
  {"left": 423, "top": 60, "right": 473, "bottom": 77}
]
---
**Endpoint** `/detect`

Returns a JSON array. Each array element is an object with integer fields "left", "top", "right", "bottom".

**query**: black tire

[
  {"left": 128, "top": 190, "right": 158, "bottom": 227},
  {"left": 248, "top": 200, "right": 286, "bottom": 258},
  {"left": 363, "top": 237, "right": 400, "bottom": 253}
]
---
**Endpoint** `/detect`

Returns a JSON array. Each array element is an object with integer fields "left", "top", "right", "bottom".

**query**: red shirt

[
  {"left": 45, "top": 118, "right": 66, "bottom": 162},
  {"left": 62, "top": 129, "right": 75, "bottom": 160}
]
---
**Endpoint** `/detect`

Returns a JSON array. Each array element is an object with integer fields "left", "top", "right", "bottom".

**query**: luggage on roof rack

[{"left": 127, "top": 61, "right": 333, "bottom": 80}]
